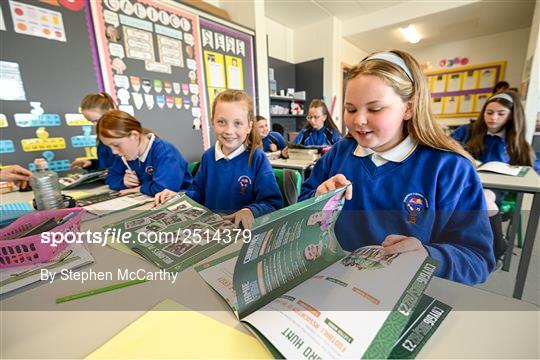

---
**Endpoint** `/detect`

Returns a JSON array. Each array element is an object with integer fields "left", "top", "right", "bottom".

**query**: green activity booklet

[
  {"left": 105, "top": 194, "right": 237, "bottom": 273},
  {"left": 196, "top": 187, "right": 450, "bottom": 359}
]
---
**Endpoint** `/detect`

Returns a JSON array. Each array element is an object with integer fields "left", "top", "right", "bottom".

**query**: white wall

[
  {"left": 340, "top": 39, "right": 366, "bottom": 67},
  {"left": 522, "top": 1, "right": 539, "bottom": 141},
  {"left": 293, "top": 18, "right": 341, "bottom": 128},
  {"left": 265, "top": 17, "right": 294, "bottom": 63}
]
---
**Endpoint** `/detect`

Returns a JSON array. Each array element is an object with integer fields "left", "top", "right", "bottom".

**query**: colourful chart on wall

[
  {"left": 90, "top": 0, "right": 209, "bottom": 155},
  {"left": 425, "top": 61, "right": 506, "bottom": 118},
  {"left": 199, "top": 17, "right": 256, "bottom": 119},
  {"left": 0, "top": 0, "right": 101, "bottom": 172}
]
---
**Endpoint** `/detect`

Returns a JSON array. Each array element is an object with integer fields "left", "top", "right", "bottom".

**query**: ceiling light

[{"left": 399, "top": 25, "right": 421, "bottom": 44}]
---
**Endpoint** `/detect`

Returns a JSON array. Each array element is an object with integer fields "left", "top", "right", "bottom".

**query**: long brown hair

[
  {"left": 81, "top": 92, "right": 116, "bottom": 112},
  {"left": 346, "top": 49, "right": 474, "bottom": 163},
  {"left": 97, "top": 110, "right": 152, "bottom": 139},
  {"left": 212, "top": 90, "right": 261, "bottom": 164},
  {"left": 466, "top": 91, "right": 533, "bottom": 166},
  {"left": 305, "top": 99, "right": 339, "bottom": 131}
]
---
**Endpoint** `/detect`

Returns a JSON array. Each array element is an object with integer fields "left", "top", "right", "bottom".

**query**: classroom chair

[
  {"left": 500, "top": 193, "right": 523, "bottom": 249},
  {"left": 273, "top": 168, "right": 302, "bottom": 207},
  {"left": 188, "top": 161, "right": 200, "bottom": 177}
]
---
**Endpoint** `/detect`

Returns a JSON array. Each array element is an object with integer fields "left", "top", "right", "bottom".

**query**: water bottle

[{"left": 30, "top": 158, "right": 64, "bottom": 210}]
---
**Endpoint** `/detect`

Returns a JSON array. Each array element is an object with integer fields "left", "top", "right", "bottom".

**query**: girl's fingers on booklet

[
  {"left": 119, "top": 186, "right": 140, "bottom": 196},
  {"left": 316, "top": 174, "right": 353, "bottom": 200},
  {"left": 223, "top": 208, "right": 254, "bottom": 229},
  {"left": 154, "top": 189, "right": 177, "bottom": 205},
  {"left": 381, "top": 235, "right": 427, "bottom": 256}
]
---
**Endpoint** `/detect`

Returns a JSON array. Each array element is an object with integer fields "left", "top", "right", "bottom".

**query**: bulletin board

[
  {"left": 0, "top": 0, "right": 102, "bottom": 172},
  {"left": 425, "top": 61, "right": 506, "bottom": 118},
  {"left": 90, "top": 0, "right": 210, "bottom": 158},
  {"left": 1, "top": 0, "right": 259, "bottom": 171},
  {"left": 199, "top": 17, "right": 256, "bottom": 115}
]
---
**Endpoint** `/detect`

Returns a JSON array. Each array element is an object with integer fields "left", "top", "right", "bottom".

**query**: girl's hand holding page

[
  {"left": 315, "top": 174, "right": 353, "bottom": 200},
  {"left": 381, "top": 234, "right": 428, "bottom": 256}
]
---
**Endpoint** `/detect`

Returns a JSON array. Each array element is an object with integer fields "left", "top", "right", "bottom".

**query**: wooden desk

[
  {"left": 1, "top": 242, "right": 538, "bottom": 358},
  {"left": 1, "top": 185, "right": 539, "bottom": 358},
  {"left": 478, "top": 169, "right": 540, "bottom": 299}
]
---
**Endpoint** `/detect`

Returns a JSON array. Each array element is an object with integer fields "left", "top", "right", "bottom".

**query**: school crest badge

[
  {"left": 237, "top": 175, "right": 252, "bottom": 195},
  {"left": 403, "top": 193, "right": 428, "bottom": 224}
]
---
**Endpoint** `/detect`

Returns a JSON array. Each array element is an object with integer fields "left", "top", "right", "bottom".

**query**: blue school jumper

[
  {"left": 262, "top": 131, "right": 287, "bottom": 152},
  {"left": 452, "top": 124, "right": 540, "bottom": 171},
  {"left": 88, "top": 143, "right": 116, "bottom": 170},
  {"left": 293, "top": 125, "right": 341, "bottom": 146},
  {"left": 105, "top": 134, "right": 192, "bottom": 196},
  {"left": 299, "top": 137, "right": 495, "bottom": 285},
  {"left": 187, "top": 143, "right": 282, "bottom": 217}
]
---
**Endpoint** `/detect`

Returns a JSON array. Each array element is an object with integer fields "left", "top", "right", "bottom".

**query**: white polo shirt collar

[
  {"left": 137, "top": 133, "right": 155, "bottom": 162},
  {"left": 487, "top": 128, "right": 506, "bottom": 139},
  {"left": 353, "top": 135, "right": 417, "bottom": 167},
  {"left": 215, "top": 141, "right": 246, "bottom": 161}
]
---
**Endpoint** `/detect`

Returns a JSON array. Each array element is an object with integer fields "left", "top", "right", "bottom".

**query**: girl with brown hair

[
  {"left": 293, "top": 99, "right": 341, "bottom": 146},
  {"left": 98, "top": 110, "right": 192, "bottom": 196},
  {"left": 70, "top": 92, "right": 117, "bottom": 170}
]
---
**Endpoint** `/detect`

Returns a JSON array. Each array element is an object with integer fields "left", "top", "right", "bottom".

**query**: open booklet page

[
  {"left": 242, "top": 247, "right": 436, "bottom": 358},
  {"left": 196, "top": 187, "right": 440, "bottom": 358},
  {"left": 105, "top": 194, "right": 238, "bottom": 272},
  {"left": 77, "top": 192, "right": 154, "bottom": 215},
  {"left": 197, "top": 246, "right": 442, "bottom": 359},
  {"left": 59, "top": 170, "right": 106, "bottom": 189},
  {"left": 234, "top": 187, "right": 347, "bottom": 317}
]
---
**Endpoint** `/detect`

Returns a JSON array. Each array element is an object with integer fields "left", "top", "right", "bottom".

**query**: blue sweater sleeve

[
  {"left": 246, "top": 153, "right": 283, "bottom": 217},
  {"left": 298, "top": 147, "right": 335, "bottom": 201},
  {"left": 451, "top": 125, "right": 470, "bottom": 144},
  {"left": 425, "top": 167, "right": 495, "bottom": 285},
  {"left": 139, "top": 149, "right": 191, "bottom": 197},
  {"left": 275, "top": 132, "right": 287, "bottom": 149},
  {"left": 98, "top": 143, "right": 116, "bottom": 170},
  {"left": 331, "top": 129, "right": 342, "bottom": 144},
  {"left": 533, "top": 152, "right": 540, "bottom": 173},
  {"left": 105, "top": 156, "right": 127, "bottom": 190},
  {"left": 186, "top": 154, "right": 206, "bottom": 204},
  {"left": 293, "top": 129, "right": 305, "bottom": 145}
]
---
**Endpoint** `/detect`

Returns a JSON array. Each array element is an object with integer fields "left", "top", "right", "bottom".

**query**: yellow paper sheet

[
  {"left": 65, "top": 191, "right": 91, "bottom": 199},
  {"left": 86, "top": 299, "right": 271, "bottom": 359}
]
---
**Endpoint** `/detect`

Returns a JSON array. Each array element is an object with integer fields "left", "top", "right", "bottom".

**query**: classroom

[{"left": 1, "top": 0, "right": 539, "bottom": 358}]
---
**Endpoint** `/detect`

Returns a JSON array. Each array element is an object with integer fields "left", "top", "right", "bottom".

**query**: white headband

[
  {"left": 365, "top": 52, "right": 414, "bottom": 82},
  {"left": 488, "top": 93, "right": 513, "bottom": 104}
]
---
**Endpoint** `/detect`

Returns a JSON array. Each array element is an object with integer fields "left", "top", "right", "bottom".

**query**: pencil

[
  {"left": 55, "top": 279, "right": 146, "bottom": 304},
  {"left": 121, "top": 156, "right": 132, "bottom": 171}
]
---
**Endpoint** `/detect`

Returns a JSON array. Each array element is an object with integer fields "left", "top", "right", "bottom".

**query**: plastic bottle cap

[{"left": 34, "top": 158, "right": 48, "bottom": 170}]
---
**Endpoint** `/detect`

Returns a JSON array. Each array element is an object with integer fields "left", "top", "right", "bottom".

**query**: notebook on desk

[
  {"left": 59, "top": 170, "right": 106, "bottom": 190},
  {"left": 476, "top": 161, "right": 530, "bottom": 177}
]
